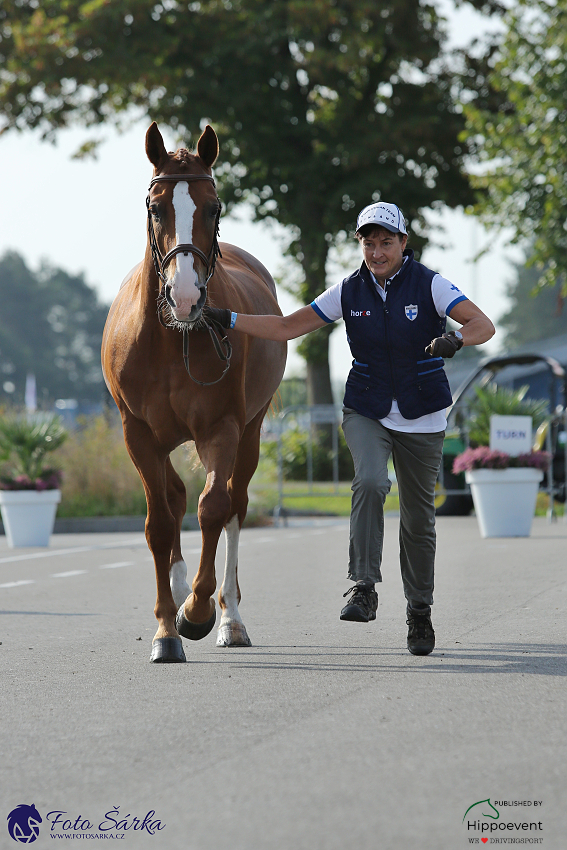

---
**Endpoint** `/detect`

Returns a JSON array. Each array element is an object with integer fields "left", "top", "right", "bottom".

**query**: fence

[{"left": 271, "top": 405, "right": 346, "bottom": 525}]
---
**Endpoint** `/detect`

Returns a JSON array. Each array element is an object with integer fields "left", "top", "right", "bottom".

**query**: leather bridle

[
  {"left": 146, "top": 172, "right": 231, "bottom": 387},
  {"left": 146, "top": 173, "right": 222, "bottom": 289}
]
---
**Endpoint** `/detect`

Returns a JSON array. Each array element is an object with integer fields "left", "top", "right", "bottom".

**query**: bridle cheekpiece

[{"left": 146, "top": 172, "right": 230, "bottom": 387}]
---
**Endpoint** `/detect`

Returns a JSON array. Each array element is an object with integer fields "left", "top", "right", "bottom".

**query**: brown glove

[{"left": 425, "top": 331, "right": 463, "bottom": 358}]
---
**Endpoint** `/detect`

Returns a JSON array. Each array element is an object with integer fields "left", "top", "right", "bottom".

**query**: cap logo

[{"left": 356, "top": 202, "right": 407, "bottom": 235}]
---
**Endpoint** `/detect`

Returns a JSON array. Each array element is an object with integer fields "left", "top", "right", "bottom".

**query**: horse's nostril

[{"left": 165, "top": 285, "right": 177, "bottom": 308}]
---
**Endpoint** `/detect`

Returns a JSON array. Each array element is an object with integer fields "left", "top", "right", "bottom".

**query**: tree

[
  {"left": 0, "top": 251, "right": 109, "bottom": 404},
  {"left": 462, "top": 0, "right": 567, "bottom": 296},
  {"left": 498, "top": 255, "right": 567, "bottom": 349},
  {"left": 1, "top": 0, "right": 481, "bottom": 402}
]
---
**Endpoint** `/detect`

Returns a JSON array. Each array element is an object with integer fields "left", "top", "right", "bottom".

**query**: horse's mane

[{"left": 172, "top": 148, "right": 194, "bottom": 163}]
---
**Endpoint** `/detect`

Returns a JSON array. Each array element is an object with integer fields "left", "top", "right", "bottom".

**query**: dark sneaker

[
  {"left": 406, "top": 611, "right": 435, "bottom": 655},
  {"left": 340, "top": 583, "right": 378, "bottom": 622}
]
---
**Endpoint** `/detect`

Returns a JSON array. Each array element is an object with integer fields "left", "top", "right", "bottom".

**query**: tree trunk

[
  {"left": 295, "top": 235, "right": 335, "bottom": 407},
  {"left": 300, "top": 330, "right": 334, "bottom": 406}
]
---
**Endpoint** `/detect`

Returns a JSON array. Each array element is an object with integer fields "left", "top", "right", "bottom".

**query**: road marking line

[
  {"left": 51, "top": 570, "right": 88, "bottom": 578},
  {"left": 0, "top": 538, "right": 146, "bottom": 565},
  {"left": 99, "top": 561, "right": 134, "bottom": 569},
  {"left": 0, "top": 579, "right": 35, "bottom": 588}
]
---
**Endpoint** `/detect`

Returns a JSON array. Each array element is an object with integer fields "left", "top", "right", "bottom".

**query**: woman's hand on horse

[{"left": 203, "top": 306, "right": 232, "bottom": 328}]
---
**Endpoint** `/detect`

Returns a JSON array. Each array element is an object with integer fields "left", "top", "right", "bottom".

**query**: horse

[{"left": 101, "top": 122, "right": 286, "bottom": 662}]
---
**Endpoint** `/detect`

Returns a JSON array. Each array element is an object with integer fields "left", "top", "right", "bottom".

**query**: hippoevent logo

[
  {"left": 7, "top": 805, "right": 42, "bottom": 843},
  {"left": 463, "top": 798, "right": 544, "bottom": 844},
  {"left": 7, "top": 805, "right": 166, "bottom": 842}
]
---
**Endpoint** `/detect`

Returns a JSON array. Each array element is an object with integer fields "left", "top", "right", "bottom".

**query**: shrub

[
  {"left": 466, "top": 384, "right": 549, "bottom": 447},
  {"left": 263, "top": 428, "right": 354, "bottom": 481},
  {"left": 53, "top": 414, "right": 205, "bottom": 517},
  {"left": 0, "top": 411, "right": 67, "bottom": 489}
]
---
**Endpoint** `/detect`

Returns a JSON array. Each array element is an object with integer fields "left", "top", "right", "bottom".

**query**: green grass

[
  {"left": 249, "top": 480, "right": 400, "bottom": 516},
  {"left": 535, "top": 492, "right": 565, "bottom": 517}
]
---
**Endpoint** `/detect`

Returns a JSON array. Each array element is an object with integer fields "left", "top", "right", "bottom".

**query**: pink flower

[{"left": 453, "top": 447, "right": 551, "bottom": 474}]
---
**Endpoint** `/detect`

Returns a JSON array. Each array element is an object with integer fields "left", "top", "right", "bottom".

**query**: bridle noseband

[{"left": 146, "top": 172, "right": 231, "bottom": 387}]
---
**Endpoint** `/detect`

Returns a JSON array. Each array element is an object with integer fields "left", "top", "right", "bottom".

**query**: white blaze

[{"left": 169, "top": 182, "right": 201, "bottom": 316}]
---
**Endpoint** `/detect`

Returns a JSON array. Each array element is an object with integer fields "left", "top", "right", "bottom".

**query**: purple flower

[
  {"left": 453, "top": 447, "right": 551, "bottom": 474},
  {"left": 0, "top": 470, "right": 62, "bottom": 491}
]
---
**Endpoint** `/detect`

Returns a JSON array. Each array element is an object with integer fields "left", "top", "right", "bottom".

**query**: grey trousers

[{"left": 341, "top": 408, "right": 445, "bottom": 608}]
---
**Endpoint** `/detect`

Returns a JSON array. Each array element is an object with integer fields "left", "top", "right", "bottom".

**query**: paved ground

[{"left": 1, "top": 515, "right": 565, "bottom": 849}]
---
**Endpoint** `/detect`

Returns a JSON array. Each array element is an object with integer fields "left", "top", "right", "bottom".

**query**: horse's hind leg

[
  {"left": 217, "top": 408, "right": 266, "bottom": 648},
  {"left": 166, "top": 458, "right": 191, "bottom": 609},
  {"left": 177, "top": 419, "right": 239, "bottom": 641}
]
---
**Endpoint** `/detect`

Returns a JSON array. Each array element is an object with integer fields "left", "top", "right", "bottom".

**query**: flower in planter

[
  {"left": 0, "top": 413, "right": 67, "bottom": 491},
  {"left": 453, "top": 445, "right": 552, "bottom": 474}
]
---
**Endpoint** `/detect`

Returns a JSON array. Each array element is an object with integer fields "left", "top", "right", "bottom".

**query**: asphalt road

[{"left": 1, "top": 515, "right": 565, "bottom": 849}]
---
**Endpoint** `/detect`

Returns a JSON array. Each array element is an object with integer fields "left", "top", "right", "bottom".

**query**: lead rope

[{"left": 182, "top": 317, "right": 232, "bottom": 387}]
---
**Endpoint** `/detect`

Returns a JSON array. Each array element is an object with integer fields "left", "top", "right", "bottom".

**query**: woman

[{"left": 205, "top": 202, "right": 495, "bottom": 655}]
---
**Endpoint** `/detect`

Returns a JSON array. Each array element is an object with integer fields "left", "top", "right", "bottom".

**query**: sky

[{"left": 0, "top": 1, "right": 520, "bottom": 385}]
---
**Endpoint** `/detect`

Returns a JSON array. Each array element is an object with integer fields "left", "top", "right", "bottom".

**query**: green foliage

[
  {"left": 54, "top": 415, "right": 206, "bottom": 517},
  {"left": 0, "top": 251, "right": 109, "bottom": 404},
  {"left": 462, "top": 0, "right": 567, "bottom": 295},
  {"left": 498, "top": 255, "right": 567, "bottom": 348},
  {"left": 466, "top": 385, "right": 549, "bottom": 447},
  {"left": 263, "top": 429, "right": 354, "bottom": 481},
  {"left": 274, "top": 377, "right": 308, "bottom": 409},
  {"left": 0, "top": 412, "right": 67, "bottom": 480},
  {"left": 0, "top": 0, "right": 484, "bottom": 401}
]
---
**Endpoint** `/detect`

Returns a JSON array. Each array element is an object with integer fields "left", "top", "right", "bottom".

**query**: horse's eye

[
  {"left": 211, "top": 205, "right": 221, "bottom": 219},
  {"left": 150, "top": 204, "right": 160, "bottom": 219}
]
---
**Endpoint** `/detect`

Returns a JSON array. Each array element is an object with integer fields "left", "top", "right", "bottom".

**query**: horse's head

[{"left": 145, "top": 122, "right": 220, "bottom": 325}]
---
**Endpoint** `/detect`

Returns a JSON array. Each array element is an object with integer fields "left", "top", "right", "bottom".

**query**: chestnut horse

[{"left": 102, "top": 123, "right": 286, "bottom": 662}]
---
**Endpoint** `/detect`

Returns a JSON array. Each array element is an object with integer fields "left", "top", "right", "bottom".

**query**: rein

[
  {"left": 182, "top": 318, "right": 232, "bottom": 387},
  {"left": 146, "top": 172, "right": 230, "bottom": 386}
]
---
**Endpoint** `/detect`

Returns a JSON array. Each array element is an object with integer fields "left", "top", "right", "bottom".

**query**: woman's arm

[
  {"left": 207, "top": 304, "right": 328, "bottom": 341},
  {"left": 448, "top": 299, "right": 495, "bottom": 346}
]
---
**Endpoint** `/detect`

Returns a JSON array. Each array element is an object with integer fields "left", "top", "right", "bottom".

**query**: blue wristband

[{"left": 230, "top": 312, "right": 237, "bottom": 329}]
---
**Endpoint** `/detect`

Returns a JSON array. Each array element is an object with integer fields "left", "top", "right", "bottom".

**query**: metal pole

[
  {"left": 307, "top": 408, "right": 313, "bottom": 493},
  {"left": 332, "top": 413, "right": 339, "bottom": 492},
  {"left": 546, "top": 416, "right": 555, "bottom": 523},
  {"left": 274, "top": 412, "right": 284, "bottom": 527}
]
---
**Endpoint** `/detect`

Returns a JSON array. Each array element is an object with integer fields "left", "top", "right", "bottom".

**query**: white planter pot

[
  {"left": 465, "top": 468, "right": 543, "bottom": 538},
  {"left": 0, "top": 489, "right": 61, "bottom": 547}
]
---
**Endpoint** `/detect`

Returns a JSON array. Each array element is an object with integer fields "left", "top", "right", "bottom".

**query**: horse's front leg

[
  {"left": 166, "top": 458, "right": 192, "bottom": 610},
  {"left": 122, "top": 414, "right": 185, "bottom": 664},
  {"left": 175, "top": 420, "right": 239, "bottom": 642}
]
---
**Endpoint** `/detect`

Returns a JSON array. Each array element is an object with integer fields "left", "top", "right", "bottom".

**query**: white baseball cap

[{"left": 356, "top": 202, "right": 407, "bottom": 235}]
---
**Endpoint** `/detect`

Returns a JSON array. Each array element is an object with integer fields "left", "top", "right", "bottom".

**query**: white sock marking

[
  {"left": 220, "top": 515, "right": 243, "bottom": 624},
  {"left": 170, "top": 559, "right": 191, "bottom": 609}
]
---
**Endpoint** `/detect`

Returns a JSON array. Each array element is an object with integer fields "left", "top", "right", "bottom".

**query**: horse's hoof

[
  {"left": 176, "top": 604, "right": 216, "bottom": 641},
  {"left": 149, "top": 637, "right": 186, "bottom": 663},
  {"left": 216, "top": 622, "right": 252, "bottom": 647}
]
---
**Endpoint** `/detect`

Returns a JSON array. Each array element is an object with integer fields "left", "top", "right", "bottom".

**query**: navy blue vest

[{"left": 341, "top": 250, "right": 453, "bottom": 421}]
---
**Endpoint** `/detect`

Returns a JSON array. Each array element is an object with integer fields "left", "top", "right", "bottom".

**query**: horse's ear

[
  {"left": 146, "top": 122, "right": 168, "bottom": 168},
  {"left": 197, "top": 125, "right": 218, "bottom": 168}
]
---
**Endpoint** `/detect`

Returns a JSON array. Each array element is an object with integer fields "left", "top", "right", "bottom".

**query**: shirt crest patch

[{"left": 405, "top": 304, "right": 418, "bottom": 321}]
